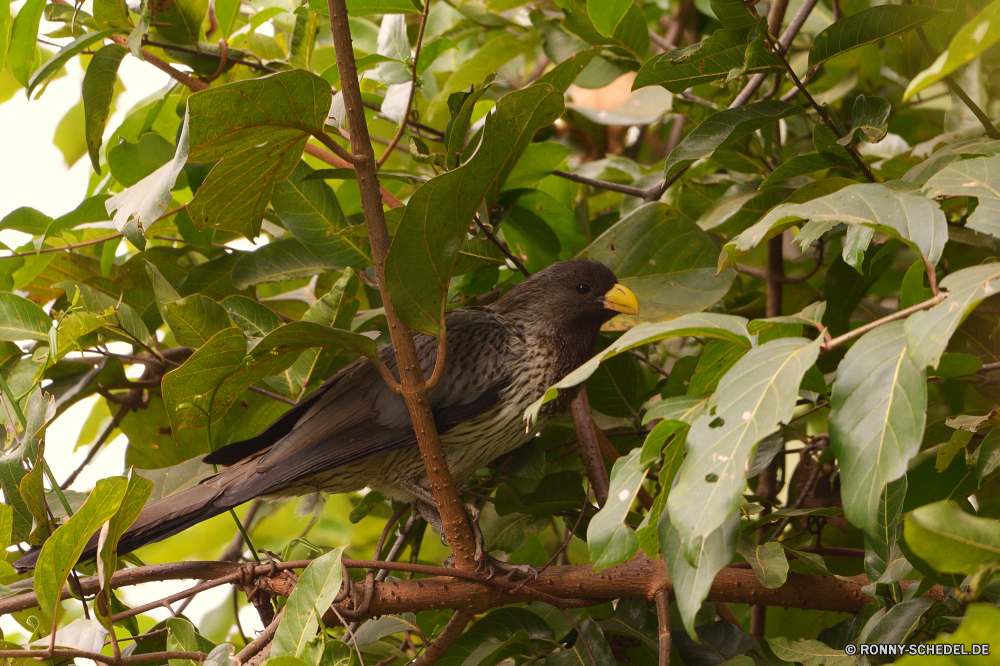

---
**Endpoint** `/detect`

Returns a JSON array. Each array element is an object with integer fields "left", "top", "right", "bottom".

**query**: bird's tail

[{"left": 13, "top": 479, "right": 237, "bottom": 572}]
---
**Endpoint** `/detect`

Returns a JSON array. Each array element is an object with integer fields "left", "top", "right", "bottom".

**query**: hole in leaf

[
  {"left": 705, "top": 473, "right": 719, "bottom": 483},
  {"left": 709, "top": 417, "right": 725, "bottom": 428}
]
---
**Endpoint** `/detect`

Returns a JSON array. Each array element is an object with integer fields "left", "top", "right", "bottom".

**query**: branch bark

[
  {"left": 570, "top": 387, "right": 610, "bottom": 507},
  {"left": 325, "top": 0, "right": 478, "bottom": 571}
]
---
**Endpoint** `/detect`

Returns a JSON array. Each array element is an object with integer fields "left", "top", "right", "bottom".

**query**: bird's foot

[{"left": 477, "top": 555, "right": 539, "bottom": 581}]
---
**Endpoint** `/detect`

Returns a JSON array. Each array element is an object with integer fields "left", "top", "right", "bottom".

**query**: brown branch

[
  {"left": 377, "top": 2, "right": 430, "bottom": 170},
  {"left": 303, "top": 143, "right": 404, "bottom": 208},
  {"left": 571, "top": 387, "right": 609, "bottom": 507},
  {"left": 411, "top": 610, "right": 473, "bottom": 666},
  {"left": 655, "top": 590, "right": 672, "bottom": 666},
  {"left": 474, "top": 215, "right": 530, "bottom": 278},
  {"left": 109, "top": 35, "right": 209, "bottom": 92},
  {"left": 821, "top": 293, "right": 946, "bottom": 351},
  {"left": 1, "top": 233, "right": 122, "bottom": 257},
  {"left": 143, "top": 38, "right": 278, "bottom": 74},
  {"left": 236, "top": 608, "right": 283, "bottom": 664},
  {"left": 552, "top": 170, "right": 653, "bottom": 198},
  {"left": 326, "top": 0, "right": 478, "bottom": 570},
  {"left": 0, "top": 649, "right": 206, "bottom": 665}
]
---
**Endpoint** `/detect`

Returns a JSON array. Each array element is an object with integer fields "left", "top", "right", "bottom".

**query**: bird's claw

[{"left": 477, "top": 555, "right": 538, "bottom": 581}]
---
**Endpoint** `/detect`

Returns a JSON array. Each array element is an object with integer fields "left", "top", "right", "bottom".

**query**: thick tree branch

[
  {"left": 571, "top": 387, "right": 610, "bottom": 507},
  {"left": 326, "top": 0, "right": 478, "bottom": 571},
  {"left": 655, "top": 590, "right": 672, "bottom": 666}
]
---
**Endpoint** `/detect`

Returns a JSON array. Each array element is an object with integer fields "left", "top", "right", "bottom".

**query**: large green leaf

[
  {"left": 270, "top": 162, "right": 371, "bottom": 269},
  {"left": 34, "top": 477, "right": 127, "bottom": 623},
  {"left": 27, "top": 30, "right": 118, "bottom": 99},
  {"left": 808, "top": 5, "right": 940, "bottom": 69},
  {"left": 524, "top": 313, "right": 750, "bottom": 424},
  {"left": 7, "top": 0, "right": 45, "bottom": 87},
  {"left": 384, "top": 84, "right": 564, "bottom": 337},
  {"left": 768, "top": 637, "right": 858, "bottom": 666},
  {"left": 437, "top": 608, "right": 553, "bottom": 666},
  {"left": 737, "top": 536, "right": 788, "bottom": 589},
  {"left": 272, "top": 547, "right": 345, "bottom": 658},
  {"left": 659, "top": 510, "right": 738, "bottom": 637},
  {"left": 153, "top": 0, "right": 208, "bottom": 44},
  {"left": 905, "top": 263, "right": 1000, "bottom": 370},
  {"left": 231, "top": 238, "right": 332, "bottom": 290},
  {"left": 904, "top": 501, "right": 1000, "bottom": 575},
  {"left": 221, "top": 295, "right": 283, "bottom": 337},
  {"left": 105, "top": 113, "right": 189, "bottom": 247},
  {"left": 560, "top": 0, "right": 648, "bottom": 60},
  {"left": 93, "top": 0, "right": 132, "bottom": 30},
  {"left": 864, "top": 476, "right": 908, "bottom": 585},
  {"left": 924, "top": 154, "right": 1000, "bottom": 240},
  {"left": 725, "top": 183, "right": 948, "bottom": 268},
  {"left": 83, "top": 44, "right": 129, "bottom": 173},
  {"left": 187, "top": 69, "right": 330, "bottom": 162},
  {"left": 662, "top": 101, "right": 798, "bottom": 179},
  {"left": 829, "top": 321, "right": 926, "bottom": 535},
  {"left": 98, "top": 471, "right": 152, "bottom": 590},
  {"left": 579, "top": 202, "right": 735, "bottom": 327},
  {"left": 0, "top": 292, "right": 51, "bottom": 341},
  {"left": 588, "top": 0, "right": 632, "bottom": 37},
  {"left": 163, "top": 295, "right": 233, "bottom": 348},
  {"left": 187, "top": 136, "right": 307, "bottom": 239},
  {"left": 633, "top": 29, "right": 780, "bottom": 93},
  {"left": 587, "top": 447, "right": 645, "bottom": 570},
  {"left": 667, "top": 337, "right": 821, "bottom": 561},
  {"left": 904, "top": 0, "right": 1000, "bottom": 100},
  {"left": 108, "top": 133, "right": 178, "bottom": 187}
]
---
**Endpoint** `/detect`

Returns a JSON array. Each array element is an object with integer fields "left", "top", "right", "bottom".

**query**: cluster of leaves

[{"left": 3, "top": 0, "right": 1000, "bottom": 661}]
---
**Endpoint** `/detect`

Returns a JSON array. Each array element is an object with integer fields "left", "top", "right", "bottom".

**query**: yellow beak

[{"left": 602, "top": 283, "right": 639, "bottom": 316}]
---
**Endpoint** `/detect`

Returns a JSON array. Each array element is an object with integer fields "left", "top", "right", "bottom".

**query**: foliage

[{"left": 3, "top": 0, "right": 1000, "bottom": 661}]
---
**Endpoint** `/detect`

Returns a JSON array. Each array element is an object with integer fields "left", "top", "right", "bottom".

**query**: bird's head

[{"left": 493, "top": 260, "right": 639, "bottom": 332}]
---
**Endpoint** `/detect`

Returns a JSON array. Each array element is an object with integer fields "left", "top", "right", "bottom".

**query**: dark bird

[{"left": 14, "top": 260, "right": 638, "bottom": 571}]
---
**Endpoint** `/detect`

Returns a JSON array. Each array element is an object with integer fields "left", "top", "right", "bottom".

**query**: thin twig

[
  {"left": 655, "top": 589, "right": 672, "bottom": 666},
  {"left": 411, "top": 610, "right": 473, "bottom": 666},
  {"left": 570, "top": 387, "right": 609, "bottom": 507},
  {"left": 235, "top": 608, "right": 283, "bottom": 664},
  {"left": 377, "top": 2, "right": 431, "bottom": 169},
  {"left": 821, "top": 293, "right": 946, "bottom": 351},
  {"left": 474, "top": 215, "right": 530, "bottom": 278},
  {"left": 144, "top": 37, "right": 278, "bottom": 73}
]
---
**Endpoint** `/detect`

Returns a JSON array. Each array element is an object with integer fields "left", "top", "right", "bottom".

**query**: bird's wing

[{"left": 208, "top": 309, "right": 512, "bottom": 498}]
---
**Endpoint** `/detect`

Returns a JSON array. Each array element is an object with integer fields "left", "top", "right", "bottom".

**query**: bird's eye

[{"left": 576, "top": 283, "right": 591, "bottom": 294}]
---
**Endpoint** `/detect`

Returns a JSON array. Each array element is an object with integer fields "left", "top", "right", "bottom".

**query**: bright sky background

[{"left": 0, "top": 9, "right": 261, "bottom": 644}]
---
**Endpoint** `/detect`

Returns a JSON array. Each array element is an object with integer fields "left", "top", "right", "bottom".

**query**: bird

[{"left": 14, "top": 259, "right": 638, "bottom": 571}]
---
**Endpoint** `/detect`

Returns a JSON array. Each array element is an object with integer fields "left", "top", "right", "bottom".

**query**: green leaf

[
  {"left": 231, "top": 238, "right": 332, "bottom": 290},
  {"left": 98, "top": 470, "right": 152, "bottom": 588},
  {"left": 896, "top": 604, "right": 1000, "bottom": 665},
  {"left": 904, "top": 500, "right": 1000, "bottom": 575},
  {"left": 547, "top": 618, "right": 615, "bottom": 666},
  {"left": 84, "top": 43, "right": 129, "bottom": 173},
  {"left": 272, "top": 546, "right": 345, "bottom": 658},
  {"left": 904, "top": 0, "right": 1000, "bottom": 100},
  {"left": 864, "top": 476, "right": 908, "bottom": 584},
  {"left": 503, "top": 142, "right": 573, "bottom": 191},
  {"left": 187, "top": 135, "right": 307, "bottom": 240},
  {"left": 924, "top": 153, "right": 1000, "bottom": 240},
  {"left": 7, "top": 0, "right": 45, "bottom": 87},
  {"left": 94, "top": 0, "right": 132, "bottom": 30},
  {"left": 270, "top": 162, "right": 371, "bottom": 269},
  {"left": 660, "top": 510, "right": 738, "bottom": 637},
  {"left": 152, "top": 0, "right": 207, "bottom": 44},
  {"left": 215, "top": 0, "right": 239, "bottom": 38},
  {"left": 105, "top": 112, "right": 189, "bottom": 246},
  {"left": 187, "top": 70, "right": 330, "bottom": 163},
  {"left": 535, "top": 47, "right": 602, "bottom": 93},
  {"left": 479, "top": 504, "right": 549, "bottom": 553},
  {"left": 633, "top": 30, "right": 780, "bottom": 93},
  {"left": 444, "top": 75, "right": 497, "bottom": 170},
  {"left": 668, "top": 337, "right": 821, "bottom": 561},
  {"left": 737, "top": 536, "right": 788, "bottom": 588},
  {"left": 108, "top": 133, "right": 178, "bottom": 187},
  {"left": 27, "top": 30, "right": 118, "bottom": 98},
  {"left": 840, "top": 94, "right": 890, "bottom": 145},
  {"left": 525, "top": 313, "right": 750, "bottom": 424},
  {"left": 437, "top": 607, "right": 554, "bottom": 666},
  {"left": 0, "top": 0, "right": 11, "bottom": 73},
  {"left": 221, "top": 296, "right": 283, "bottom": 337},
  {"left": 579, "top": 202, "right": 735, "bottom": 327},
  {"left": 588, "top": 448, "right": 645, "bottom": 570},
  {"left": 768, "top": 637, "right": 858, "bottom": 666},
  {"left": 829, "top": 321, "right": 926, "bottom": 535},
  {"left": 663, "top": 101, "right": 798, "bottom": 180},
  {"left": 54, "top": 281, "right": 153, "bottom": 348},
  {"left": 642, "top": 396, "right": 707, "bottom": 425},
  {"left": 809, "top": 5, "right": 940, "bottom": 69},
  {"left": 163, "top": 295, "right": 233, "bottom": 347},
  {"left": 0, "top": 292, "right": 51, "bottom": 341},
  {"left": 588, "top": 0, "right": 631, "bottom": 37},
  {"left": 724, "top": 183, "right": 948, "bottom": 268},
  {"left": 976, "top": 429, "right": 1000, "bottom": 482},
  {"left": 905, "top": 263, "right": 1000, "bottom": 370},
  {"left": 384, "top": 84, "right": 564, "bottom": 337},
  {"left": 561, "top": 0, "right": 647, "bottom": 59},
  {"left": 711, "top": 0, "right": 760, "bottom": 34},
  {"left": 34, "top": 476, "right": 127, "bottom": 623}
]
